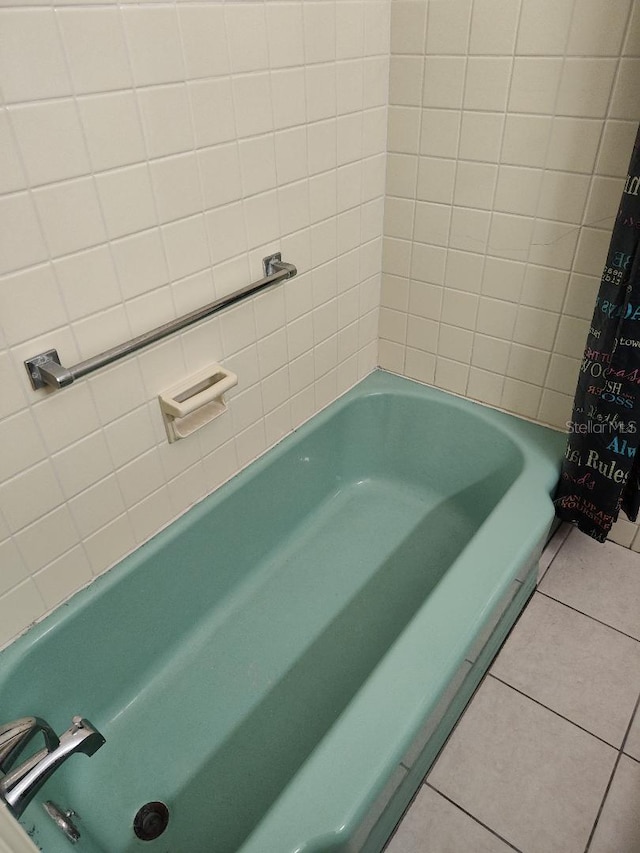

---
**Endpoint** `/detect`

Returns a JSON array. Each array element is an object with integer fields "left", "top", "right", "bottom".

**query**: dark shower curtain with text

[{"left": 555, "top": 125, "right": 640, "bottom": 542}]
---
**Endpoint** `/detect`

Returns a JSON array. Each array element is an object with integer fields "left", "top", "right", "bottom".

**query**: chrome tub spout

[{"left": 0, "top": 716, "right": 105, "bottom": 819}]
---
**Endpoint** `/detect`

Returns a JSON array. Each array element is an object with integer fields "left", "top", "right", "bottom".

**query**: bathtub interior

[{"left": 0, "top": 372, "right": 562, "bottom": 853}]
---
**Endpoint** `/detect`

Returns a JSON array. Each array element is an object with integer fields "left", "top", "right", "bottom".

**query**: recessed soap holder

[{"left": 158, "top": 364, "right": 238, "bottom": 444}]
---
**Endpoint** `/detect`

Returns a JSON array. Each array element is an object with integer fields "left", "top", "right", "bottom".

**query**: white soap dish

[{"left": 158, "top": 364, "right": 238, "bottom": 443}]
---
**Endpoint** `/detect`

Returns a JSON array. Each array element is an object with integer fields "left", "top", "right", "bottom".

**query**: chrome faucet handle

[{"left": 0, "top": 718, "right": 60, "bottom": 774}]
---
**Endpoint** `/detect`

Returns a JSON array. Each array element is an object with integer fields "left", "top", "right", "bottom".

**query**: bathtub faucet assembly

[{"left": 0, "top": 715, "right": 105, "bottom": 819}]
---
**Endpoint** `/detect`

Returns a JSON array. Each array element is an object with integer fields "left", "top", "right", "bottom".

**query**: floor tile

[
  {"left": 491, "top": 593, "right": 640, "bottom": 746},
  {"left": 537, "top": 522, "right": 572, "bottom": 583},
  {"left": 539, "top": 528, "right": 640, "bottom": 640},
  {"left": 385, "top": 785, "right": 515, "bottom": 853},
  {"left": 589, "top": 755, "right": 640, "bottom": 853},
  {"left": 428, "top": 677, "right": 616, "bottom": 853},
  {"left": 623, "top": 703, "right": 640, "bottom": 761}
]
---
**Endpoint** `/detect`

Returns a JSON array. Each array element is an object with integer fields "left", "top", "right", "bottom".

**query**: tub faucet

[{"left": 0, "top": 716, "right": 105, "bottom": 819}]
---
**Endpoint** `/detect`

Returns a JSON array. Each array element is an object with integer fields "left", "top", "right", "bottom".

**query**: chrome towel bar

[{"left": 25, "top": 253, "right": 297, "bottom": 391}]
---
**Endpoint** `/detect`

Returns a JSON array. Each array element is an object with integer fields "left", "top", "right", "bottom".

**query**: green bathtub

[{"left": 0, "top": 371, "right": 564, "bottom": 852}]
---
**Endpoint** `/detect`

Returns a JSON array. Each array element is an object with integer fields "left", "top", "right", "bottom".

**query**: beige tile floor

[{"left": 385, "top": 524, "right": 640, "bottom": 853}]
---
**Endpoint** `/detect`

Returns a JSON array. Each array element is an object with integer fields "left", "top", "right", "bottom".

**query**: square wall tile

[
  {"left": 438, "top": 324, "right": 473, "bottom": 362},
  {"left": 450, "top": 208, "right": 491, "bottom": 254},
  {"left": 546, "top": 118, "right": 603, "bottom": 174},
  {"left": 0, "top": 581, "right": 45, "bottom": 649},
  {"left": 494, "top": 166, "right": 543, "bottom": 217},
  {"left": 96, "top": 164, "right": 157, "bottom": 240},
  {"left": 387, "top": 153, "right": 418, "bottom": 199},
  {"left": 178, "top": 5, "right": 229, "bottom": 80},
  {"left": 122, "top": 6, "right": 184, "bottom": 87},
  {"left": 391, "top": 1, "right": 426, "bottom": 55},
  {"left": 0, "top": 539, "right": 29, "bottom": 598},
  {"left": 566, "top": 0, "right": 630, "bottom": 56},
  {"left": 564, "top": 273, "right": 600, "bottom": 320},
  {"left": 502, "top": 115, "right": 553, "bottom": 168},
  {"left": 444, "top": 250, "right": 484, "bottom": 294},
  {"left": 513, "top": 304, "right": 559, "bottom": 350},
  {"left": 0, "top": 112, "right": 26, "bottom": 194},
  {"left": 404, "top": 347, "right": 435, "bottom": 384},
  {"left": 425, "top": 0, "right": 472, "bottom": 55},
  {"left": 0, "top": 192, "right": 48, "bottom": 275},
  {"left": 554, "top": 315, "right": 590, "bottom": 358},
  {"left": 58, "top": 8, "right": 131, "bottom": 95},
  {"left": 596, "top": 121, "right": 637, "bottom": 177},
  {"left": 189, "top": 78, "right": 236, "bottom": 148},
  {"left": 476, "top": 297, "right": 517, "bottom": 340},
  {"left": 0, "top": 460, "right": 65, "bottom": 534},
  {"left": 336, "top": 2, "right": 365, "bottom": 60},
  {"left": 537, "top": 170, "right": 591, "bottom": 224},
  {"left": 423, "top": 57, "right": 465, "bottom": 110},
  {"left": 34, "top": 547, "right": 92, "bottom": 611},
  {"left": 435, "top": 357, "right": 469, "bottom": 394},
  {"left": 441, "top": 289, "right": 478, "bottom": 330},
  {"left": 501, "top": 376, "right": 542, "bottom": 418},
  {"left": 411, "top": 244, "right": 447, "bottom": 285},
  {"left": 138, "top": 84, "right": 194, "bottom": 159},
  {"left": 508, "top": 58, "right": 563, "bottom": 115},
  {"left": 472, "top": 334, "right": 511, "bottom": 373},
  {"left": 529, "top": 220, "right": 580, "bottom": 271},
  {"left": 0, "top": 264, "right": 67, "bottom": 346},
  {"left": 0, "top": 9, "right": 71, "bottom": 103},
  {"left": 79, "top": 92, "right": 146, "bottom": 172},
  {"left": 467, "top": 367, "right": 504, "bottom": 407},
  {"left": 414, "top": 202, "right": 451, "bottom": 246},
  {"left": 464, "top": 57, "right": 511, "bottom": 112},
  {"left": 521, "top": 265, "right": 569, "bottom": 313},
  {"left": 546, "top": 353, "right": 579, "bottom": 394},
  {"left": 420, "top": 109, "right": 461, "bottom": 158},
  {"left": 459, "top": 112, "right": 504, "bottom": 163},
  {"left": 33, "top": 178, "right": 106, "bottom": 258},
  {"left": 389, "top": 56, "right": 423, "bottom": 107},
  {"left": 610, "top": 59, "right": 640, "bottom": 121},
  {"left": 416, "top": 156, "right": 456, "bottom": 204},
  {"left": 469, "top": 0, "right": 519, "bottom": 54},
  {"left": 9, "top": 100, "right": 90, "bottom": 187},
  {"left": 488, "top": 213, "right": 534, "bottom": 263},
  {"left": 454, "top": 161, "right": 497, "bottom": 210},
  {"left": 506, "top": 344, "right": 550, "bottom": 385},
  {"left": 516, "top": 0, "right": 574, "bottom": 55},
  {"left": 556, "top": 59, "right": 617, "bottom": 119}
]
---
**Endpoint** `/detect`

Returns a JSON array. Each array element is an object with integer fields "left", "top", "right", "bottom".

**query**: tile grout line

[
  {"left": 488, "top": 673, "right": 622, "bottom": 752},
  {"left": 584, "top": 689, "right": 640, "bottom": 852},
  {"left": 423, "top": 782, "right": 523, "bottom": 853}
]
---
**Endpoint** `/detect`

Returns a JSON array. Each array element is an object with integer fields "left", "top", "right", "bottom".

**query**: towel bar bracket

[
  {"left": 23, "top": 253, "right": 297, "bottom": 392},
  {"left": 24, "top": 350, "right": 73, "bottom": 391}
]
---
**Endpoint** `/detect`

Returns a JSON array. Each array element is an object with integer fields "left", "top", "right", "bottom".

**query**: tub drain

[{"left": 133, "top": 802, "right": 169, "bottom": 841}]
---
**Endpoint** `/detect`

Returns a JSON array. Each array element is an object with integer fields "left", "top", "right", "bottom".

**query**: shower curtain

[{"left": 555, "top": 125, "right": 640, "bottom": 542}]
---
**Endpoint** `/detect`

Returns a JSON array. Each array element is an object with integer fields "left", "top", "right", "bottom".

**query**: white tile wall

[
  {"left": 381, "top": 0, "right": 640, "bottom": 547},
  {"left": 0, "top": 0, "right": 388, "bottom": 649},
  {"left": 3, "top": 0, "right": 640, "bottom": 651}
]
